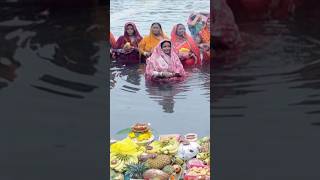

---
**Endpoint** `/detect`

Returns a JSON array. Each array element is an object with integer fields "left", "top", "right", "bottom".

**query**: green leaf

[{"left": 115, "top": 128, "right": 131, "bottom": 135}]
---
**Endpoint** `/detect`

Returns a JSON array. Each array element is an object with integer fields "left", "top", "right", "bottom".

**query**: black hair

[
  {"left": 176, "top": 24, "right": 185, "bottom": 34},
  {"left": 151, "top": 22, "right": 162, "bottom": 29},
  {"left": 160, "top": 40, "right": 171, "bottom": 48},
  {"left": 176, "top": 23, "right": 185, "bottom": 29}
]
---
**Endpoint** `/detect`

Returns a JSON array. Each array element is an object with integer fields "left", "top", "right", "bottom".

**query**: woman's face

[
  {"left": 176, "top": 25, "right": 186, "bottom": 36},
  {"left": 161, "top": 42, "right": 171, "bottom": 55},
  {"left": 126, "top": 25, "right": 134, "bottom": 36},
  {"left": 151, "top": 24, "right": 161, "bottom": 35}
]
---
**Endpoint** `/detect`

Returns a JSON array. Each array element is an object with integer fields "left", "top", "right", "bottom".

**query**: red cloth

[
  {"left": 115, "top": 22, "right": 142, "bottom": 49},
  {"left": 170, "top": 24, "right": 201, "bottom": 66},
  {"left": 114, "top": 22, "right": 143, "bottom": 64}
]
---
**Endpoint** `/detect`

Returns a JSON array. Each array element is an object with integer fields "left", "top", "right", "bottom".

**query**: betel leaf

[{"left": 115, "top": 128, "right": 132, "bottom": 135}]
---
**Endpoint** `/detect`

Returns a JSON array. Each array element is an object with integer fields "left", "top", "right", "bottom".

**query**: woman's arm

[
  {"left": 188, "top": 14, "right": 201, "bottom": 26},
  {"left": 138, "top": 38, "right": 147, "bottom": 55}
]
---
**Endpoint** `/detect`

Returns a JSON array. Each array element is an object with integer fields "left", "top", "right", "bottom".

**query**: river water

[
  {"left": 110, "top": 0, "right": 210, "bottom": 138},
  {"left": 213, "top": 19, "right": 320, "bottom": 179},
  {"left": 0, "top": 6, "right": 107, "bottom": 180}
]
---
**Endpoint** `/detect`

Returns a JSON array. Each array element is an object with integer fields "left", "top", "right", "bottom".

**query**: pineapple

[{"left": 146, "top": 154, "right": 171, "bottom": 169}]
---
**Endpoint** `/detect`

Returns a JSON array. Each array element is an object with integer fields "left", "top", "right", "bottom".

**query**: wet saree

[
  {"left": 145, "top": 40, "right": 185, "bottom": 82},
  {"left": 199, "top": 20, "right": 210, "bottom": 63},
  {"left": 114, "top": 22, "right": 142, "bottom": 64},
  {"left": 171, "top": 25, "right": 201, "bottom": 67},
  {"left": 110, "top": 32, "right": 116, "bottom": 49}
]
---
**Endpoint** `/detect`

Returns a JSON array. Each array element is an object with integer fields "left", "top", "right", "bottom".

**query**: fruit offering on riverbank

[
  {"left": 128, "top": 123, "right": 154, "bottom": 145},
  {"left": 110, "top": 123, "right": 211, "bottom": 180}
]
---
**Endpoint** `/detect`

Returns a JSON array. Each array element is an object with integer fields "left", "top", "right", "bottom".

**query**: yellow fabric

[{"left": 138, "top": 29, "right": 169, "bottom": 54}]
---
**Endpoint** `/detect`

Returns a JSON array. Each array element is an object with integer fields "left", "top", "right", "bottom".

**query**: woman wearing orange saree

[
  {"left": 138, "top": 23, "right": 168, "bottom": 63},
  {"left": 171, "top": 24, "right": 201, "bottom": 67},
  {"left": 198, "top": 18, "right": 210, "bottom": 63},
  {"left": 110, "top": 32, "right": 117, "bottom": 59},
  {"left": 110, "top": 32, "right": 116, "bottom": 49}
]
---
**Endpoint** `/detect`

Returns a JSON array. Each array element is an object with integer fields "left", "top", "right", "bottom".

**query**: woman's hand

[
  {"left": 179, "top": 52, "right": 190, "bottom": 60},
  {"left": 133, "top": 47, "right": 139, "bottom": 51},
  {"left": 162, "top": 71, "right": 174, "bottom": 78},
  {"left": 202, "top": 44, "right": 210, "bottom": 51},
  {"left": 144, "top": 52, "right": 151, "bottom": 57},
  {"left": 123, "top": 47, "right": 133, "bottom": 54},
  {"left": 111, "top": 52, "right": 116, "bottom": 59},
  {"left": 191, "top": 53, "right": 198, "bottom": 65}
]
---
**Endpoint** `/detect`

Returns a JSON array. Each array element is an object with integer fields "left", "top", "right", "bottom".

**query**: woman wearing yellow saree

[{"left": 138, "top": 22, "right": 168, "bottom": 62}]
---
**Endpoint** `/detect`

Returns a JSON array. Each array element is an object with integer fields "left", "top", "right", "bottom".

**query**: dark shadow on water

[
  {"left": 0, "top": 5, "right": 107, "bottom": 180},
  {"left": 0, "top": 6, "right": 106, "bottom": 96}
]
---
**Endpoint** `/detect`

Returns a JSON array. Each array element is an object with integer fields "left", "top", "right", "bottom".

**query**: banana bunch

[
  {"left": 159, "top": 139, "right": 179, "bottom": 155},
  {"left": 196, "top": 152, "right": 210, "bottom": 164},
  {"left": 110, "top": 154, "right": 138, "bottom": 172},
  {"left": 146, "top": 141, "right": 162, "bottom": 154},
  {"left": 137, "top": 145, "right": 146, "bottom": 154}
]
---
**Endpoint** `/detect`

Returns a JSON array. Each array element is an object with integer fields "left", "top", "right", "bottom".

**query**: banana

[
  {"left": 114, "top": 160, "right": 125, "bottom": 172},
  {"left": 127, "top": 156, "right": 138, "bottom": 164},
  {"left": 161, "top": 142, "right": 179, "bottom": 155},
  {"left": 110, "top": 159, "right": 120, "bottom": 169},
  {"left": 146, "top": 142, "right": 161, "bottom": 153},
  {"left": 168, "top": 147, "right": 178, "bottom": 154},
  {"left": 111, "top": 159, "right": 121, "bottom": 170}
]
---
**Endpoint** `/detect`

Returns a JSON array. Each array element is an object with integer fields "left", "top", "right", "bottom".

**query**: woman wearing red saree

[
  {"left": 113, "top": 22, "right": 142, "bottom": 64},
  {"left": 171, "top": 24, "right": 201, "bottom": 67}
]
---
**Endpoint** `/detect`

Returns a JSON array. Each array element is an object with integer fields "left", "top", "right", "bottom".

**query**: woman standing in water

[
  {"left": 113, "top": 22, "right": 142, "bottom": 64},
  {"left": 145, "top": 40, "right": 185, "bottom": 80},
  {"left": 187, "top": 12, "right": 209, "bottom": 39},
  {"left": 110, "top": 32, "right": 116, "bottom": 59},
  {"left": 171, "top": 24, "right": 201, "bottom": 66},
  {"left": 110, "top": 32, "right": 116, "bottom": 49},
  {"left": 197, "top": 17, "right": 211, "bottom": 63},
  {"left": 139, "top": 23, "right": 168, "bottom": 63}
]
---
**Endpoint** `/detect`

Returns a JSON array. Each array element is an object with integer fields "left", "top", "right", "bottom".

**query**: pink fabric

[{"left": 145, "top": 40, "right": 185, "bottom": 78}]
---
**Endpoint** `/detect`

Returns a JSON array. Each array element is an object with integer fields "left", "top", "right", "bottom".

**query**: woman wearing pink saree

[{"left": 145, "top": 40, "right": 186, "bottom": 82}]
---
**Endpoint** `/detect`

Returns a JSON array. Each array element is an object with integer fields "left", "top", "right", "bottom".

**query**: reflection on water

[
  {"left": 0, "top": 7, "right": 106, "bottom": 97},
  {"left": 110, "top": 62, "right": 210, "bottom": 137},
  {"left": 213, "top": 16, "right": 320, "bottom": 178},
  {"left": 0, "top": 5, "right": 107, "bottom": 180},
  {"left": 214, "top": 20, "right": 320, "bottom": 122},
  {"left": 110, "top": 0, "right": 210, "bottom": 137}
]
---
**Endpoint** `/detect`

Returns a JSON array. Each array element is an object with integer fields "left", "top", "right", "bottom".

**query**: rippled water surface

[
  {"left": 213, "top": 19, "right": 320, "bottom": 178},
  {"left": 0, "top": 6, "right": 107, "bottom": 179},
  {"left": 110, "top": 0, "right": 210, "bottom": 138}
]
